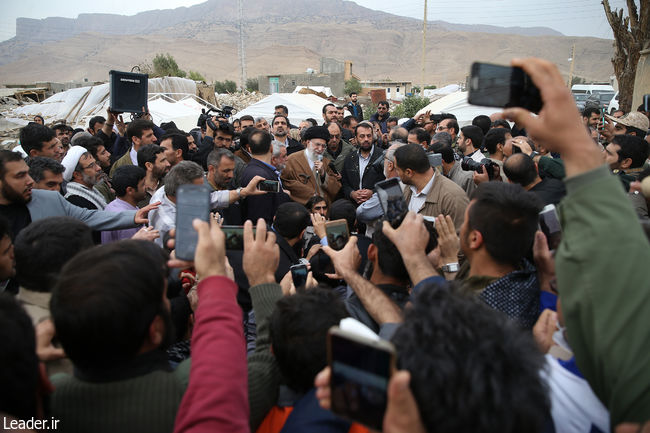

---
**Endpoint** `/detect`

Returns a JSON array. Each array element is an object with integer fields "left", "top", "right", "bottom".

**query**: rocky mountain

[{"left": 0, "top": 0, "right": 614, "bottom": 88}]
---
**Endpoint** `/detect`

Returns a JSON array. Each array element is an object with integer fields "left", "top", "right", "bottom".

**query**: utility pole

[
  {"left": 567, "top": 44, "right": 576, "bottom": 87},
  {"left": 420, "top": 0, "right": 427, "bottom": 96},
  {"left": 238, "top": 0, "right": 247, "bottom": 91}
]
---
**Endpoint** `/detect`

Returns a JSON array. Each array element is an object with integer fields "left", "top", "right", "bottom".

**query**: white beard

[{"left": 306, "top": 148, "right": 321, "bottom": 162}]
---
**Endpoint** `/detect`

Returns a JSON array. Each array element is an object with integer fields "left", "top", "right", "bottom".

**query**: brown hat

[{"left": 605, "top": 111, "right": 649, "bottom": 132}]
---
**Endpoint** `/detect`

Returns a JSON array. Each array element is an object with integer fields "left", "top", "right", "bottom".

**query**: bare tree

[{"left": 602, "top": 0, "right": 649, "bottom": 112}]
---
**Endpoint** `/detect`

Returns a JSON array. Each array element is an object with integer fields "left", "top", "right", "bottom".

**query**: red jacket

[{"left": 174, "top": 275, "right": 249, "bottom": 433}]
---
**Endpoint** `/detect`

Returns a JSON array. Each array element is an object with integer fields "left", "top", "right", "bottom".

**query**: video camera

[
  {"left": 461, "top": 156, "right": 498, "bottom": 180},
  {"left": 197, "top": 106, "right": 237, "bottom": 130}
]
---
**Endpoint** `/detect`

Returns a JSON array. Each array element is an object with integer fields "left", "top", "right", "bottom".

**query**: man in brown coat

[
  {"left": 395, "top": 143, "right": 469, "bottom": 230},
  {"left": 281, "top": 126, "right": 341, "bottom": 205}
]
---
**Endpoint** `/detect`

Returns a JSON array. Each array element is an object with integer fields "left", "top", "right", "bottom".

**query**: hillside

[{"left": 0, "top": 0, "right": 614, "bottom": 87}]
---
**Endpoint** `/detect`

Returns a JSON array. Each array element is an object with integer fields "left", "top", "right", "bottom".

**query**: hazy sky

[{"left": 0, "top": 0, "right": 630, "bottom": 42}]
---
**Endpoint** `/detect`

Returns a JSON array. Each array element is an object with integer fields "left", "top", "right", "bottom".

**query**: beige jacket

[
  {"left": 281, "top": 150, "right": 341, "bottom": 205},
  {"left": 403, "top": 173, "right": 469, "bottom": 231}
]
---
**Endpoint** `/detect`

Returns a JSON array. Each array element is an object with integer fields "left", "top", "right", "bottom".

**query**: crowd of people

[{"left": 1, "top": 57, "right": 650, "bottom": 433}]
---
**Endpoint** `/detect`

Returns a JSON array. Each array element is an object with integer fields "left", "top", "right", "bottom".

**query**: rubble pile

[{"left": 216, "top": 91, "right": 266, "bottom": 113}]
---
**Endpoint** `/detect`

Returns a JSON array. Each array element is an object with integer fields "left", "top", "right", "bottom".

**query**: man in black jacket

[
  {"left": 271, "top": 114, "right": 303, "bottom": 156},
  {"left": 240, "top": 130, "right": 290, "bottom": 224},
  {"left": 341, "top": 123, "right": 385, "bottom": 204},
  {"left": 345, "top": 92, "right": 363, "bottom": 122},
  {"left": 272, "top": 202, "right": 311, "bottom": 283}
]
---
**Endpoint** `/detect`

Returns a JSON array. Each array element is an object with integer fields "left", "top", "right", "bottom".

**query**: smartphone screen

[
  {"left": 644, "top": 94, "right": 649, "bottom": 112},
  {"left": 427, "top": 152, "right": 442, "bottom": 167},
  {"left": 325, "top": 219, "right": 350, "bottom": 251},
  {"left": 257, "top": 180, "right": 280, "bottom": 192},
  {"left": 539, "top": 204, "right": 562, "bottom": 251},
  {"left": 328, "top": 327, "right": 395, "bottom": 431},
  {"left": 290, "top": 263, "right": 308, "bottom": 289},
  {"left": 376, "top": 178, "right": 406, "bottom": 222},
  {"left": 222, "top": 225, "right": 256, "bottom": 250},
  {"left": 175, "top": 184, "right": 211, "bottom": 261},
  {"left": 468, "top": 62, "right": 543, "bottom": 113}
]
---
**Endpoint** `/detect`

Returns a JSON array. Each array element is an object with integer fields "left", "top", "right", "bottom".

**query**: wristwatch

[
  {"left": 441, "top": 262, "right": 460, "bottom": 273},
  {"left": 528, "top": 151, "right": 539, "bottom": 159},
  {"left": 236, "top": 187, "right": 243, "bottom": 198}
]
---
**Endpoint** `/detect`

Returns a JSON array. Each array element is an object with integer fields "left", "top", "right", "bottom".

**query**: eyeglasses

[
  {"left": 81, "top": 161, "right": 97, "bottom": 170},
  {"left": 436, "top": 125, "right": 449, "bottom": 131}
]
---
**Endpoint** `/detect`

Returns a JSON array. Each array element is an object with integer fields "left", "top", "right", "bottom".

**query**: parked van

[{"left": 571, "top": 84, "right": 615, "bottom": 95}]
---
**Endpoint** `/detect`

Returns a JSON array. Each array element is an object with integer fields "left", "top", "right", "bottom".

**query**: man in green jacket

[{"left": 503, "top": 57, "right": 650, "bottom": 426}]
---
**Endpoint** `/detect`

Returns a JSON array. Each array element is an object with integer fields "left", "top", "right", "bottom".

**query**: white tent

[
  {"left": 10, "top": 77, "right": 200, "bottom": 129},
  {"left": 415, "top": 91, "right": 502, "bottom": 126},
  {"left": 232, "top": 93, "right": 330, "bottom": 126},
  {"left": 422, "top": 84, "right": 461, "bottom": 98},
  {"left": 147, "top": 95, "right": 208, "bottom": 132}
]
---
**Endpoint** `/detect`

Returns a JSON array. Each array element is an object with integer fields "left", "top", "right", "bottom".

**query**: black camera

[
  {"left": 461, "top": 156, "right": 498, "bottom": 180},
  {"left": 197, "top": 106, "right": 236, "bottom": 130}
]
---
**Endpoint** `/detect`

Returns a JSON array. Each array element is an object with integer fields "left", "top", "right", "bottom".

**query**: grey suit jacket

[{"left": 27, "top": 189, "right": 137, "bottom": 231}]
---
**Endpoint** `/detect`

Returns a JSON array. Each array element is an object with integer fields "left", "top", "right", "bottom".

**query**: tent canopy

[
  {"left": 10, "top": 77, "right": 199, "bottom": 129},
  {"left": 416, "top": 91, "right": 502, "bottom": 126},
  {"left": 232, "top": 93, "right": 330, "bottom": 126}
]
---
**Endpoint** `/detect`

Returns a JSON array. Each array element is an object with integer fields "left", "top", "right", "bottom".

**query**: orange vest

[{"left": 255, "top": 406, "right": 370, "bottom": 433}]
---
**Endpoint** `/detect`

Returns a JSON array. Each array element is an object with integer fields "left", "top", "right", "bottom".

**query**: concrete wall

[
  {"left": 320, "top": 57, "right": 345, "bottom": 74},
  {"left": 257, "top": 72, "right": 345, "bottom": 97}
]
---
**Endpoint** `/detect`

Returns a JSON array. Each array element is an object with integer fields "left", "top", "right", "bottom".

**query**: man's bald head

[{"left": 503, "top": 153, "right": 538, "bottom": 187}]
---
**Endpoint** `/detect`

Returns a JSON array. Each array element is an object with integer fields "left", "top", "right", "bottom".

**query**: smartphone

[
  {"left": 426, "top": 152, "right": 443, "bottom": 167},
  {"left": 375, "top": 178, "right": 406, "bottom": 222},
  {"left": 328, "top": 161, "right": 340, "bottom": 176},
  {"left": 257, "top": 180, "right": 281, "bottom": 192},
  {"left": 325, "top": 219, "right": 350, "bottom": 251},
  {"left": 538, "top": 204, "right": 562, "bottom": 251},
  {"left": 175, "top": 184, "right": 211, "bottom": 261},
  {"left": 222, "top": 225, "right": 256, "bottom": 250},
  {"left": 644, "top": 94, "right": 649, "bottom": 112},
  {"left": 290, "top": 263, "right": 308, "bottom": 290},
  {"left": 468, "top": 62, "right": 543, "bottom": 113},
  {"left": 328, "top": 326, "right": 396, "bottom": 431}
]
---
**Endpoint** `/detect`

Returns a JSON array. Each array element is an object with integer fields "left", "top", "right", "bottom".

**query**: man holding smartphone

[{"left": 240, "top": 130, "right": 290, "bottom": 224}]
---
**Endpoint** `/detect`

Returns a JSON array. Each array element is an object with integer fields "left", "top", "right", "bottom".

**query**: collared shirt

[
  {"left": 305, "top": 149, "right": 315, "bottom": 171},
  {"left": 16, "top": 287, "right": 51, "bottom": 325},
  {"left": 469, "top": 149, "right": 485, "bottom": 163},
  {"left": 129, "top": 146, "right": 138, "bottom": 165},
  {"left": 148, "top": 186, "right": 176, "bottom": 246},
  {"left": 259, "top": 159, "right": 282, "bottom": 183},
  {"left": 408, "top": 172, "right": 436, "bottom": 213},
  {"left": 101, "top": 198, "right": 141, "bottom": 244},
  {"left": 358, "top": 146, "right": 374, "bottom": 190}
]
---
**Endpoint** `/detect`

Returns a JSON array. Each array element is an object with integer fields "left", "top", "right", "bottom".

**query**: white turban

[{"left": 61, "top": 145, "right": 89, "bottom": 181}]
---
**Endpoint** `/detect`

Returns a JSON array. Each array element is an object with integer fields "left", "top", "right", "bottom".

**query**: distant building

[
  {"left": 257, "top": 58, "right": 359, "bottom": 97},
  {"left": 360, "top": 80, "right": 412, "bottom": 101}
]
